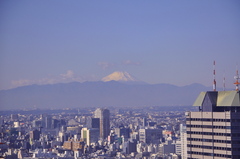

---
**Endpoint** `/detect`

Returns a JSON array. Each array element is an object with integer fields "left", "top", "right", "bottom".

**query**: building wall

[
  {"left": 180, "top": 124, "right": 187, "bottom": 159},
  {"left": 139, "top": 128, "right": 162, "bottom": 144},
  {"left": 186, "top": 111, "right": 240, "bottom": 159},
  {"left": 95, "top": 108, "right": 110, "bottom": 139}
]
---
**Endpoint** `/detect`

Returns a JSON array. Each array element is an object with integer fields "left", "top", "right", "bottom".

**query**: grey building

[
  {"left": 115, "top": 126, "right": 131, "bottom": 139},
  {"left": 139, "top": 128, "right": 163, "bottom": 144},
  {"left": 186, "top": 90, "right": 240, "bottom": 158},
  {"left": 94, "top": 108, "right": 110, "bottom": 139},
  {"left": 86, "top": 117, "right": 100, "bottom": 129}
]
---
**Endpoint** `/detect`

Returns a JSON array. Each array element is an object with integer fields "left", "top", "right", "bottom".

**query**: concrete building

[
  {"left": 81, "top": 127, "right": 99, "bottom": 146},
  {"left": 175, "top": 140, "right": 181, "bottom": 156},
  {"left": 41, "top": 114, "right": 52, "bottom": 129},
  {"left": 30, "top": 129, "right": 41, "bottom": 140},
  {"left": 139, "top": 128, "right": 162, "bottom": 144},
  {"left": 180, "top": 124, "right": 187, "bottom": 159},
  {"left": 115, "top": 126, "right": 131, "bottom": 139},
  {"left": 10, "top": 114, "right": 18, "bottom": 121},
  {"left": 86, "top": 117, "right": 100, "bottom": 129},
  {"left": 122, "top": 139, "right": 137, "bottom": 154},
  {"left": 187, "top": 90, "right": 240, "bottom": 158},
  {"left": 94, "top": 108, "right": 110, "bottom": 139},
  {"left": 63, "top": 139, "right": 85, "bottom": 152}
]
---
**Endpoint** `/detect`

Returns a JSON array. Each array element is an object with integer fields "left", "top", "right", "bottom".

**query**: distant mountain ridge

[
  {"left": 0, "top": 81, "right": 211, "bottom": 110},
  {"left": 102, "top": 71, "right": 147, "bottom": 85}
]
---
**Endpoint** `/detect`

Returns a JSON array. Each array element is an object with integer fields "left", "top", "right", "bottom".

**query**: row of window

[
  {"left": 187, "top": 137, "right": 240, "bottom": 144},
  {"left": 187, "top": 144, "right": 231, "bottom": 151},
  {"left": 186, "top": 124, "right": 232, "bottom": 129},
  {"left": 186, "top": 118, "right": 231, "bottom": 122},
  {"left": 187, "top": 137, "right": 231, "bottom": 143},
  {"left": 187, "top": 151, "right": 232, "bottom": 158},
  {"left": 187, "top": 131, "right": 231, "bottom": 136},
  {"left": 187, "top": 118, "right": 240, "bottom": 122}
]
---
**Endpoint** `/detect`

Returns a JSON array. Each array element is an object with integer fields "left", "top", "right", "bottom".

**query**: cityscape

[
  {"left": 0, "top": 78, "right": 240, "bottom": 158},
  {"left": 1, "top": 1, "right": 240, "bottom": 159},
  {"left": 0, "top": 105, "right": 196, "bottom": 158}
]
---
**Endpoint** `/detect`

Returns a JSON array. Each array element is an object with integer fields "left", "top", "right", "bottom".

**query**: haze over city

[
  {"left": 1, "top": 1, "right": 240, "bottom": 158},
  {"left": 1, "top": 0, "right": 240, "bottom": 90}
]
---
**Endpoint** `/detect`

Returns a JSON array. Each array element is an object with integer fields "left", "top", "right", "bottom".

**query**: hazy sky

[{"left": 1, "top": 0, "right": 240, "bottom": 90}]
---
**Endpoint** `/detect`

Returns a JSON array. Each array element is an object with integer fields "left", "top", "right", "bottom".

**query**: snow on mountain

[
  {"left": 101, "top": 71, "right": 138, "bottom": 82},
  {"left": 0, "top": 81, "right": 210, "bottom": 110}
]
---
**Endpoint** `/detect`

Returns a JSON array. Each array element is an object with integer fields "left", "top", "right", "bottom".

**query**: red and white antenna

[
  {"left": 213, "top": 61, "right": 216, "bottom": 91},
  {"left": 234, "top": 65, "right": 240, "bottom": 91},
  {"left": 223, "top": 73, "right": 226, "bottom": 91}
]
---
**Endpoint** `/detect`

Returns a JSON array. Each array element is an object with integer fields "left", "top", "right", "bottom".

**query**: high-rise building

[
  {"left": 94, "top": 108, "right": 110, "bottom": 139},
  {"left": 30, "top": 129, "right": 41, "bottom": 140},
  {"left": 45, "top": 115, "right": 52, "bottom": 129},
  {"left": 115, "top": 126, "right": 131, "bottom": 139},
  {"left": 180, "top": 124, "right": 187, "bottom": 159},
  {"left": 41, "top": 114, "right": 52, "bottom": 129},
  {"left": 143, "top": 117, "right": 147, "bottom": 127},
  {"left": 81, "top": 127, "right": 99, "bottom": 146},
  {"left": 139, "top": 128, "right": 163, "bottom": 144},
  {"left": 186, "top": 90, "right": 240, "bottom": 158},
  {"left": 11, "top": 114, "right": 18, "bottom": 121},
  {"left": 86, "top": 117, "right": 100, "bottom": 129}
]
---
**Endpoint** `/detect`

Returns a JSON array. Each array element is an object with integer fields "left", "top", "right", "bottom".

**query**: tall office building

[
  {"left": 139, "top": 128, "right": 163, "bottom": 144},
  {"left": 81, "top": 127, "right": 100, "bottom": 146},
  {"left": 45, "top": 115, "right": 52, "bottom": 129},
  {"left": 115, "top": 126, "right": 131, "bottom": 139},
  {"left": 180, "top": 124, "right": 187, "bottom": 159},
  {"left": 86, "top": 117, "right": 100, "bottom": 129},
  {"left": 186, "top": 90, "right": 240, "bottom": 158},
  {"left": 41, "top": 114, "right": 52, "bottom": 129},
  {"left": 94, "top": 108, "right": 110, "bottom": 139}
]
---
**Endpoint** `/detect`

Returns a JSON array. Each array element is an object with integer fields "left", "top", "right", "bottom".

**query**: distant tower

[
  {"left": 143, "top": 117, "right": 147, "bottom": 127},
  {"left": 223, "top": 73, "right": 226, "bottom": 91},
  {"left": 94, "top": 108, "right": 110, "bottom": 139},
  {"left": 234, "top": 66, "right": 240, "bottom": 91},
  {"left": 213, "top": 60, "right": 216, "bottom": 91}
]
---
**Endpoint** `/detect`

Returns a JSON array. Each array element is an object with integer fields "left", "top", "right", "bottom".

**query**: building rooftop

[{"left": 193, "top": 90, "right": 240, "bottom": 107}]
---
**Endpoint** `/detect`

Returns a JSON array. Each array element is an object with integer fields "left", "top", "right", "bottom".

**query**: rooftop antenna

[
  {"left": 223, "top": 72, "right": 226, "bottom": 91},
  {"left": 213, "top": 61, "right": 216, "bottom": 91},
  {"left": 234, "top": 64, "right": 240, "bottom": 91}
]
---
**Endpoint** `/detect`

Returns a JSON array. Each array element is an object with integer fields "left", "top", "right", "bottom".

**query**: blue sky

[{"left": 1, "top": 0, "right": 240, "bottom": 90}]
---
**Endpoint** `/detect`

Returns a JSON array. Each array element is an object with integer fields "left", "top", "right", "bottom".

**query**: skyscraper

[
  {"left": 139, "top": 127, "right": 163, "bottom": 144},
  {"left": 180, "top": 124, "right": 187, "bottom": 159},
  {"left": 186, "top": 90, "right": 240, "bottom": 158},
  {"left": 94, "top": 108, "right": 110, "bottom": 139}
]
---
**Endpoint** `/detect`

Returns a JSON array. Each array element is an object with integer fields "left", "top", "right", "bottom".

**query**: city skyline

[{"left": 1, "top": 1, "right": 240, "bottom": 90}]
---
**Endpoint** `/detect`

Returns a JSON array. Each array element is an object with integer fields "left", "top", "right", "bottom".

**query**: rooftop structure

[{"left": 187, "top": 65, "right": 240, "bottom": 158}]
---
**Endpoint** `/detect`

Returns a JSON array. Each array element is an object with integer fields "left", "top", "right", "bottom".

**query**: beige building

[
  {"left": 63, "top": 139, "right": 85, "bottom": 151},
  {"left": 186, "top": 90, "right": 240, "bottom": 159}
]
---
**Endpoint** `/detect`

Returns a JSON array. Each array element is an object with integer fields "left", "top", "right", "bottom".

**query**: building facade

[
  {"left": 186, "top": 91, "right": 240, "bottom": 159},
  {"left": 180, "top": 124, "right": 187, "bottom": 159},
  {"left": 139, "top": 128, "right": 163, "bottom": 144},
  {"left": 94, "top": 108, "right": 110, "bottom": 139},
  {"left": 81, "top": 127, "right": 99, "bottom": 146}
]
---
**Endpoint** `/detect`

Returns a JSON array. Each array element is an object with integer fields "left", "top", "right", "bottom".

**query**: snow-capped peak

[{"left": 101, "top": 71, "right": 137, "bottom": 82}]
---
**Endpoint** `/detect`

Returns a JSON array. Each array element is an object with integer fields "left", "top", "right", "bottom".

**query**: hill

[{"left": 0, "top": 81, "right": 210, "bottom": 110}]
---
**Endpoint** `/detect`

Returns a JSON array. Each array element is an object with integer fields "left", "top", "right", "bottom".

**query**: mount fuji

[
  {"left": 101, "top": 71, "right": 146, "bottom": 84},
  {"left": 0, "top": 72, "right": 212, "bottom": 110}
]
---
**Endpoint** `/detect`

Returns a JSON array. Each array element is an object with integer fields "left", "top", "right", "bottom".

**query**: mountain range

[{"left": 0, "top": 71, "right": 212, "bottom": 110}]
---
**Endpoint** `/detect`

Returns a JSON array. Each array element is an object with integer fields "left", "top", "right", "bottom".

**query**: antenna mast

[
  {"left": 234, "top": 65, "right": 240, "bottom": 91},
  {"left": 213, "top": 61, "right": 216, "bottom": 91},
  {"left": 223, "top": 73, "right": 226, "bottom": 91}
]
